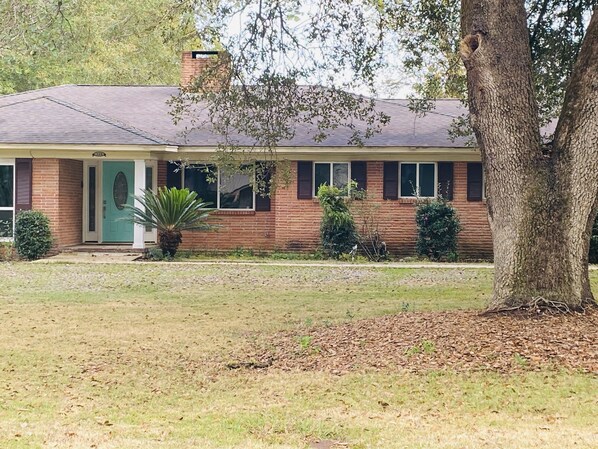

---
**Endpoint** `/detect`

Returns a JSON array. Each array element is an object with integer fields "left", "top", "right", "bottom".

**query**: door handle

[{"left": 103, "top": 205, "right": 106, "bottom": 219}]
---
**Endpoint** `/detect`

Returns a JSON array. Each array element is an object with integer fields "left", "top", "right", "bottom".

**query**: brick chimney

[{"left": 181, "top": 50, "right": 230, "bottom": 91}]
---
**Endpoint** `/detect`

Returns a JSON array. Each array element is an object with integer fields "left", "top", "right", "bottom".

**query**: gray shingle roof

[{"left": 0, "top": 85, "right": 471, "bottom": 147}]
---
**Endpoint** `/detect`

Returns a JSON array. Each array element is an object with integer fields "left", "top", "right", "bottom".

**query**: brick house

[{"left": 0, "top": 51, "right": 491, "bottom": 258}]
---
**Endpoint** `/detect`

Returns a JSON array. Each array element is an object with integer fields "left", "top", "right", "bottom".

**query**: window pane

[
  {"left": 185, "top": 165, "right": 217, "bottom": 207},
  {"left": 0, "top": 210, "right": 13, "bottom": 238},
  {"left": 400, "top": 164, "right": 417, "bottom": 197},
  {"left": 0, "top": 165, "right": 13, "bottom": 208},
  {"left": 314, "top": 163, "right": 331, "bottom": 194},
  {"left": 332, "top": 163, "right": 349, "bottom": 189},
  {"left": 88, "top": 167, "right": 96, "bottom": 232},
  {"left": 219, "top": 169, "right": 253, "bottom": 209},
  {"left": 419, "top": 163, "right": 435, "bottom": 197}
]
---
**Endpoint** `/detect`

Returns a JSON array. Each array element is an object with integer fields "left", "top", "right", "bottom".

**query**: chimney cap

[{"left": 191, "top": 50, "right": 220, "bottom": 59}]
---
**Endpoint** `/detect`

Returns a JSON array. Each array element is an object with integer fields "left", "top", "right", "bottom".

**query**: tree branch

[
  {"left": 553, "top": 7, "right": 598, "bottom": 153},
  {"left": 529, "top": 0, "right": 551, "bottom": 50}
]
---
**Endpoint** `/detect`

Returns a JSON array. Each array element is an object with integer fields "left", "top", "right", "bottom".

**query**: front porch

[
  {"left": 32, "top": 158, "right": 160, "bottom": 250},
  {"left": 82, "top": 159, "right": 158, "bottom": 249}
]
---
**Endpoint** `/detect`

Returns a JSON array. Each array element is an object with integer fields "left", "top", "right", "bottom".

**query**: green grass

[{"left": 0, "top": 262, "right": 595, "bottom": 448}]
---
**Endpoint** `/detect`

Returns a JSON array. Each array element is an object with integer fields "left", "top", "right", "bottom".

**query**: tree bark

[{"left": 460, "top": 1, "right": 598, "bottom": 311}]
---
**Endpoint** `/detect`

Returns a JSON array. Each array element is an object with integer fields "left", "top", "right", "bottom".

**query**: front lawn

[{"left": 0, "top": 263, "right": 595, "bottom": 448}]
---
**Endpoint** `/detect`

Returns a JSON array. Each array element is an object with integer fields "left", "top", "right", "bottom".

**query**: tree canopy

[
  {"left": 0, "top": 0, "right": 200, "bottom": 93},
  {"left": 175, "top": 0, "right": 596, "bottom": 148}
]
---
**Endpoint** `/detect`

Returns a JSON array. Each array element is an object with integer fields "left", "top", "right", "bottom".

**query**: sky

[{"left": 198, "top": 0, "right": 416, "bottom": 99}]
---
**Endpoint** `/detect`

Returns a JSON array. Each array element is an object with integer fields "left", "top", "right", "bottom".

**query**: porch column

[{"left": 133, "top": 160, "right": 146, "bottom": 249}]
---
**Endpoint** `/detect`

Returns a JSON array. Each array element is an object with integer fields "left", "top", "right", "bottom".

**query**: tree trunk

[
  {"left": 460, "top": 1, "right": 598, "bottom": 311},
  {"left": 159, "top": 230, "right": 182, "bottom": 257}
]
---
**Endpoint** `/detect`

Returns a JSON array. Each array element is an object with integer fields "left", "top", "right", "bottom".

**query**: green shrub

[
  {"left": 14, "top": 210, "right": 53, "bottom": 260},
  {"left": 589, "top": 216, "right": 598, "bottom": 264},
  {"left": 317, "top": 184, "right": 358, "bottom": 259},
  {"left": 415, "top": 197, "right": 461, "bottom": 261}
]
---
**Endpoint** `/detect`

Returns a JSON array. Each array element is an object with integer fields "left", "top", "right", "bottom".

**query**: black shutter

[
  {"left": 15, "top": 158, "right": 32, "bottom": 212},
  {"left": 297, "top": 161, "right": 313, "bottom": 199},
  {"left": 351, "top": 161, "right": 367, "bottom": 191},
  {"left": 437, "top": 162, "right": 454, "bottom": 200},
  {"left": 383, "top": 162, "right": 398, "bottom": 200},
  {"left": 255, "top": 163, "right": 273, "bottom": 212},
  {"left": 467, "top": 162, "right": 483, "bottom": 201},
  {"left": 166, "top": 161, "right": 182, "bottom": 189}
]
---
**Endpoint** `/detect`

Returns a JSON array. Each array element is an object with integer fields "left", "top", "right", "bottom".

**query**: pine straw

[{"left": 241, "top": 309, "right": 598, "bottom": 374}]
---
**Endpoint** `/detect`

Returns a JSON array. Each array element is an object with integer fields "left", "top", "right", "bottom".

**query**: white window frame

[
  {"left": 399, "top": 162, "right": 438, "bottom": 198},
  {"left": 312, "top": 162, "right": 351, "bottom": 197},
  {"left": 182, "top": 164, "right": 256, "bottom": 210},
  {"left": 0, "top": 159, "right": 15, "bottom": 242}
]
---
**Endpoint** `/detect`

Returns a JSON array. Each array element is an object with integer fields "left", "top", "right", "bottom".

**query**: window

[
  {"left": 466, "top": 162, "right": 485, "bottom": 201},
  {"left": 184, "top": 164, "right": 218, "bottom": 207},
  {"left": 219, "top": 167, "right": 253, "bottom": 209},
  {"left": 400, "top": 162, "right": 436, "bottom": 198},
  {"left": 0, "top": 162, "right": 14, "bottom": 239},
  {"left": 182, "top": 164, "right": 254, "bottom": 210},
  {"left": 313, "top": 162, "right": 350, "bottom": 196}
]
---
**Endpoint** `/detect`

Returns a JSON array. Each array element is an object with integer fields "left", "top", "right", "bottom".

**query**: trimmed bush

[
  {"left": 415, "top": 197, "right": 461, "bottom": 261},
  {"left": 14, "top": 210, "right": 53, "bottom": 260},
  {"left": 317, "top": 184, "right": 358, "bottom": 259}
]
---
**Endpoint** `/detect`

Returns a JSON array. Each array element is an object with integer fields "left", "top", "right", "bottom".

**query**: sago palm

[{"left": 126, "top": 187, "right": 214, "bottom": 256}]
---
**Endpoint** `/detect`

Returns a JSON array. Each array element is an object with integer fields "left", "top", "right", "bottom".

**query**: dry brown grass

[{"left": 0, "top": 262, "right": 595, "bottom": 448}]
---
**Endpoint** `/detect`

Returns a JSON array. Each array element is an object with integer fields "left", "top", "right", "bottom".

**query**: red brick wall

[
  {"left": 32, "top": 159, "right": 59, "bottom": 240},
  {"left": 58, "top": 160, "right": 83, "bottom": 246},
  {"left": 157, "top": 160, "right": 167, "bottom": 188},
  {"left": 452, "top": 162, "right": 493, "bottom": 259},
  {"left": 181, "top": 51, "right": 229, "bottom": 88},
  {"left": 182, "top": 210, "right": 276, "bottom": 252},
  {"left": 273, "top": 164, "right": 321, "bottom": 252},
  {"left": 32, "top": 159, "right": 83, "bottom": 248},
  {"left": 158, "top": 160, "right": 276, "bottom": 251},
  {"left": 164, "top": 160, "right": 493, "bottom": 259}
]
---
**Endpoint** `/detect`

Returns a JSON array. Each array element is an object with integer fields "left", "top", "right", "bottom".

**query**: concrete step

[{"left": 62, "top": 245, "right": 154, "bottom": 254}]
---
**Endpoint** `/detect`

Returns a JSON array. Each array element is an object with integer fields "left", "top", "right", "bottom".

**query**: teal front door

[{"left": 102, "top": 161, "right": 134, "bottom": 242}]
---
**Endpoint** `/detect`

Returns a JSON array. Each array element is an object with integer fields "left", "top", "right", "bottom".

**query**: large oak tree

[
  {"left": 461, "top": 1, "right": 598, "bottom": 311},
  {"left": 177, "top": 0, "right": 598, "bottom": 312}
]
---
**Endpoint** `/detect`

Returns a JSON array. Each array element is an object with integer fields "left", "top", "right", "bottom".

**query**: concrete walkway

[
  {"left": 34, "top": 252, "right": 141, "bottom": 264},
  {"left": 31, "top": 254, "right": 598, "bottom": 270}
]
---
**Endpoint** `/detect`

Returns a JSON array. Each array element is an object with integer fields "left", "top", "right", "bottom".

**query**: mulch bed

[{"left": 240, "top": 309, "right": 598, "bottom": 374}]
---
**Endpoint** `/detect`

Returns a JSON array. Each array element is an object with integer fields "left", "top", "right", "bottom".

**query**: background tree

[
  {"left": 176, "top": 0, "right": 597, "bottom": 312},
  {"left": 0, "top": 0, "right": 199, "bottom": 93}
]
